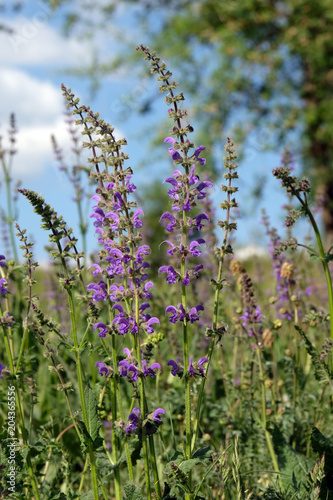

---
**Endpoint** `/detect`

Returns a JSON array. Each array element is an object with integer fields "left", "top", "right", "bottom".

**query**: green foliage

[{"left": 272, "top": 425, "right": 314, "bottom": 495}]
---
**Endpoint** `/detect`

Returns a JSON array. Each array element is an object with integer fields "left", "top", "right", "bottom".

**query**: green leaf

[
  {"left": 294, "top": 324, "right": 332, "bottom": 383},
  {"left": 272, "top": 425, "right": 314, "bottom": 494},
  {"left": 123, "top": 483, "right": 145, "bottom": 500},
  {"left": 162, "top": 482, "right": 177, "bottom": 500},
  {"left": 84, "top": 385, "right": 102, "bottom": 445},
  {"left": 311, "top": 427, "right": 333, "bottom": 471},
  {"left": 192, "top": 446, "right": 212, "bottom": 461}
]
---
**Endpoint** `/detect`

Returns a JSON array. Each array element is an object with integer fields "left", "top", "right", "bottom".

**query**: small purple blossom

[
  {"left": 95, "top": 362, "right": 110, "bottom": 377},
  {"left": 142, "top": 359, "right": 161, "bottom": 378},
  {"left": 192, "top": 213, "right": 209, "bottom": 231},
  {"left": 165, "top": 305, "right": 178, "bottom": 324},
  {"left": 132, "top": 209, "right": 144, "bottom": 228},
  {"left": 0, "top": 278, "right": 8, "bottom": 296},
  {"left": 118, "top": 360, "right": 138, "bottom": 381},
  {"left": 194, "top": 145, "right": 206, "bottom": 165},
  {"left": 152, "top": 408, "right": 165, "bottom": 422},
  {"left": 196, "top": 181, "right": 213, "bottom": 199},
  {"left": 0, "top": 255, "right": 5, "bottom": 268},
  {"left": 160, "top": 212, "right": 177, "bottom": 232},
  {"left": 181, "top": 270, "right": 190, "bottom": 286},
  {"left": 189, "top": 304, "right": 204, "bottom": 323},
  {"left": 0, "top": 362, "right": 4, "bottom": 379},
  {"left": 198, "top": 357, "right": 209, "bottom": 376},
  {"left": 189, "top": 164, "right": 199, "bottom": 185},
  {"left": 188, "top": 239, "right": 205, "bottom": 257},
  {"left": 126, "top": 407, "right": 140, "bottom": 434},
  {"left": 93, "top": 322, "right": 108, "bottom": 338},
  {"left": 167, "top": 359, "right": 180, "bottom": 376},
  {"left": 87, "top": 281, "right": 107, "bottom": 302},
  {"left": 159, "top": 265, "right": 179, "bottom": 284},
  {"left": 145, "top": 317, "right": 160, "bottom": 334},
  {"left": 89, "top": 263, "right": 102, "bottom": 276}
]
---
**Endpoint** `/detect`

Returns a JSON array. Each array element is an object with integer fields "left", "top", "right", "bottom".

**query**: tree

[{"left": 49, "top": 0, "right": 333, "bottom": 237}]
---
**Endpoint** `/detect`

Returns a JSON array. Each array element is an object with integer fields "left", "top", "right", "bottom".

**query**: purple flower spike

[
  {"left": 93, "top": 322, "right": 108, "bottom": 338},
  {"left": 152, "top": 408, "right": 165, "bottom": 422},
  {"left": 198, "top": 357, "right": 209, "bottom": 376},
  {"left": 160, "top": 212, "right": 177, "bottom": 232},
  {"left": 167, "top": 359, "right": 179, "bottom": 376},
  {"left": 146, "top": 317, "right": 160, "bottom": 334},
  {"left": 165, "top": 305, "right": 178, "bottom": 324}
]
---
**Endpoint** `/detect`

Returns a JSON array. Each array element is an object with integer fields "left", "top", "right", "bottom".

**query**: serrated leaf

[
  {"left": 311, "top": 427, "right": 333, "bottom": 471},
  {"left": 84, "top": 385, "right": 101, "bottom": 444},
  {"left": 162, "top": 481, "right": 177, "bottom": 500},
  {"left": 80, "top": 490, "right": 95, "bottom": 500},
  {"left": 123, "top": 482, "right": 145, "bottom": 500},
  {"left": 295, "top": 324, "right": 332, "bottom": 383},
  {"left": 272, "top": 425, "right": 314, "bottom": 494},
  {"left": 179, "top": 458, "right": 202, "bottom": 474},
  {"left": 192, "top": 446, "right": 212, "bottom": 461},
  {"left": 50, "top": 492, "right": 68, "bottom": 500}
]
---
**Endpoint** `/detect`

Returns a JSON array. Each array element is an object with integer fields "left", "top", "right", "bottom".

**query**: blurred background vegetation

[{"left": 2, "top": 0, "right": 333, "bottom": 244}]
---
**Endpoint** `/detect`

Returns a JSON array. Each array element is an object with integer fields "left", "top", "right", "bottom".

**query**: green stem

[
  {"left": 130, "top": 245, "right": 152, "bottom": 499},
  {"left": 67, "top": 288, "right": 99, "bottom": 500},
  {"left": 181, "top": 216, "right": 192, "bottom": 500},
  {"left": 256, "top": 346, "right": 284, "bottom": 492},
  {"left": 304, "top": 203, "right": 333, "bottom": 341},
  {"left": 0, "top": 318, "right": 40, "bottom": 499},
  {"left": 3, "top": 163, "right": 18, "bottom": 263},
  {"left": 109, "top": 341, "right": 121, "bottom": 499}
]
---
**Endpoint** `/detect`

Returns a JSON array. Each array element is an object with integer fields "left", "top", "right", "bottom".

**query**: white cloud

[
  {"left": 11, "top": 118, "right": 71, "bottom": 179},
  {"left": 0, "top": 67, "right": 123, "bottom": 179},
  {"left": 0, "top": 67, "right": 63, "bottom": 125},
  {"left": 0, "top": 11, "right": 91, "bottom": 67}
]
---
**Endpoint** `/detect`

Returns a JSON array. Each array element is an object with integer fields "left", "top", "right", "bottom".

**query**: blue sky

[{"left": 0, "top": 1, "right": 310, "bottom": 263}]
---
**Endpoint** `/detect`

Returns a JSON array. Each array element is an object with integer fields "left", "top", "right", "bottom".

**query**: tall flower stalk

[
  {"left": 138, "top": 45, "right": 215, "bottom": 497},
  {"left": 0, "top": 114, "right": 19, "bottom": 262},
  {"left": 62, "top": 84, "right": 165, "bottom": 499},
  {"left": 272, "top": 163, "right": 333, "bottom": 343},
  {"left": 192, "top": 138, "right": 239, "bottom": 452}
]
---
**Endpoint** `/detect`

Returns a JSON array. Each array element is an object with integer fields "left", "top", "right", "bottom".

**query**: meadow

[{"left": 0, "top": 45, "right": 332, "bottom": 500}]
